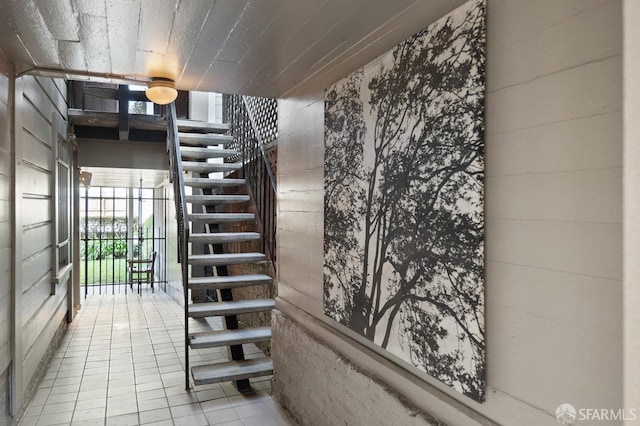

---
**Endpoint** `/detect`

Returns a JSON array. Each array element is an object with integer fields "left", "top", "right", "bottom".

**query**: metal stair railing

[
  {"left": 224, "top": 95, "right": 278, "bottom": 267},
  {"left": 165, "top": 102, "right": 191, "bottom": 389}
]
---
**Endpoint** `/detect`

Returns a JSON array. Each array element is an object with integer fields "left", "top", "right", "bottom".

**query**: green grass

[{"left": 80, "top": 258, "right": 129, "bottom": 285}]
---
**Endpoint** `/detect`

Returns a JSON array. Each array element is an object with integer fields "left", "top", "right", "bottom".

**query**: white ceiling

[
  {"left": 82, "top": 167, "right": 169, "bottom": 188},
  {"left": 0, "top": 0, "right": 465, "bottom": 97}
]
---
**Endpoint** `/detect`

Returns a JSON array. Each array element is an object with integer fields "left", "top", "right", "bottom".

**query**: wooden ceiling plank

[
  {"left": 78, "top": 13, "right": 111, "bottom": 74},
  {"left": 138, "top": 0, "right": 178, "bottom": 54},
  {"left": 236, "top": 0, "right": 358, "bottom": 91},
  {"left": 3, "top": 0, "right": 60, "bottom": 67},
  {"left": 164, "top": 0, "right": 214, "bottom": 80},
  {"left": 106, "top": 0, "right": 141, "bottom": 75},
  {"left": 59, "top": 40, "right": 87, "bottom": 71},
  {"left": 182, "top": 1, "right": 249, "bottom": 90},
  {"left": 265, "top": 0, "right": 416, "bottom": 95},
  {"left": 0, "top": 30, "right": 36, "bottom": 72},
  {"left": 134, "top": 49, "right": 163, "bottom": 81},
  {"left": 34, "top": 0, "right": 80, "bottom": 42},
  {"left": 73, "top": 0, "right": 107, "bottom": 17},
  {"left": 229, "top": 0, "right": 324, "bottom": 93},
  {"left": 272, "top": 0, "right": 457, "bottom": 97}
]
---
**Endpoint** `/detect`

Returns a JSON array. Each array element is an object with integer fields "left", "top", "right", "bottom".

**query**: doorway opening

[{"left": 80, "top": 184, "right": 168, "bottom": 296}]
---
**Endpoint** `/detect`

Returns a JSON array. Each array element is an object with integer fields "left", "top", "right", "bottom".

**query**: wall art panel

[{"left": 323, "top": 0, "right": 486, "bottom": 401}]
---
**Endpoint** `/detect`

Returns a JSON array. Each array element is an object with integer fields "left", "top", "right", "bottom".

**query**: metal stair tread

[
  {"left": 188, "top": 213, "right": 255, "bottom": 223},
  {"left": 176, "top": 119, "right": 230, "bottom": 133},
  {"left": 186, "top": 194, "right": 250, "bottom": 205},
  {"left": 188, "top": 274, "right": 273, "bottom": 290},
  {"left": 189, "top": 327, "right": 271, "bottom": 349},
  {"left": 189, "top": 232, "right": 260, "bottom": 243},
  {"left": 191, "top": 358, "right": 273, "bottom": 386},
  {"left": 178, "top": 133, "right": 234, "bottom": 145},
  {"left": 182, "top": 162, "right": 242, "bottom": 172},
  {"left": 180, "top": 146, "right": 238, "bottom": 159},
  {"left": 188, "top": 299, "right": 275, "bottom": 317},
  {"left": 183, "top": 178, "right": 245, "bottom": 188},
  {"left": 188, "top": 252, "right": 266, "bottom": 266}
]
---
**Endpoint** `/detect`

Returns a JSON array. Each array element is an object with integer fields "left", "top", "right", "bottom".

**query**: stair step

[
  {"left": 181, "top": 146, "right": 238, "bottom": 159},
  {"left": 188, "top": 253, "right": 266, "bottom": 266},
  {"left": 184, "top": 178, "right": 246, "bottom": 188},
  {"left": 188, "top": 213, "right": 254, "bottom": 223},
  {"left": 191, "top": 358, "right": 273, "bottom": 386},
  {"left": 188, "top": 274, "right": 273, "bottom": 290},
  {"left": 182, "top": 162, "right": 242, "bottom": 173},
  {"left": 188, "top": 299, "right": 275, "bottom": 317},
  {"left": 177, "top": 120, "right": 230, "bottom": 134},
  {"left": 186, "top": 195, "right": 250, "bottom": 205},
  {"left": 178, "top": 133, "right": 234, "bottom": 146},
  {"left": 189, "top": 327, "right": 272, "bottom": 349},
  {"left": 190, "top": 232, "right": 260, "bottom": 244}
]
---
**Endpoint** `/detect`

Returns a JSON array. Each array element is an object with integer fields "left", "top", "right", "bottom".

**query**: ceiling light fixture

[
  {"left": 79, "top": 170, "right": 92, "bottom": 188},
  {"left": 146, "top": 77, "right": 178, "bottom": 105}
]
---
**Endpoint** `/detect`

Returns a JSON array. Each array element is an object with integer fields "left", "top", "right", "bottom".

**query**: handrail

[
  {"left": 165, "top": 102, "right": 191, "bottom": 389},
  {"left": 242, "top": 96, "right": 277, "bottom": 193}
]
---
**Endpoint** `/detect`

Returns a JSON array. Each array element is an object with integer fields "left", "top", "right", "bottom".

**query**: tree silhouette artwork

[{"left": 323, "top": 0, "right": 486, "bottom": 401}]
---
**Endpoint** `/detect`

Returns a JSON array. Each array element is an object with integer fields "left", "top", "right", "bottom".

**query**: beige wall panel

[
  {"left": 0, "top": 54, "right": 8, "bottom": 383},
  {"left": 22, "top": 293, "right": 67, "bottom": 389},
  {"left": 486, "top": 57, "right": 621, "bottom": 136},
  {"left": 278, "top": 233, "right": 323, "bottom": 299},
  {"left": 0, "top": 201, "right": 8, "bottom": 226},
  {"left": 20, "top": 165, "right": 52, "bottom": 196},
  {"left": 486, "top": 0, "right": 621, "bottom": 92},
  {"left": 486, "top": 219, "right": 621, "bottom": 280},
  {"left": 278, "top": 189, "right": 323, "bottom": 214},
  {"left": 486, "top": 112, "right": 622, "bottom": 177},
  {"left": 19, "top": 103, "right": 53, "bottom": 148},
  {"left": 0, "top": 100, "right": 7, "bottom": 129},
  {"left": 21, "top": 77, "right": 57, "bottom": 122},
  {"left": 21, "top": 275, "right": 52, "bottom": 331},
  {"left": 20, "top": 134, "right": 53, "bottom": 180},
  {"left": 33, "top": 76, "right": 67, "bottom": 119},
  {"left": 486, "top": 263, "right": 621, "bottom": 409},
  {"left": 0, "top": 148, "right": 10, "bottom": 175},
  {"left": 0, "top": 174, "right": 9, "bottom": 201},
  {"left": 0, "top": 273, "right": 9, "bottom": 372},
  {"left": 278, "top": 166, "right": 324, "bottom": 193},
  {"left": 486, "top": 169, "right": 622, "bottom": 224},
  {"left": 21, "top": 251, "right": 51, "bottom": 294},
  {"left": 21, "top": 198, "right": 51, "bottom": 227},
  {"left": 23, "top": 223, "right": 52, "bottom": 260}
]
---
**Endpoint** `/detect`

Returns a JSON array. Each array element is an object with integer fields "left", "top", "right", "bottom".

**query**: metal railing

[
  {"left": 165, "top": 103, "right": 191, "bottom": 389},
  {"left": 224, "top": 95, "right": 278, "bottom": 266}
]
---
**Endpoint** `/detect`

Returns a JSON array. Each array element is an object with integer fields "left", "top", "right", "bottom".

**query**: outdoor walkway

[{"left": 19, "top": 291, "right": 293, "bottom": 426}]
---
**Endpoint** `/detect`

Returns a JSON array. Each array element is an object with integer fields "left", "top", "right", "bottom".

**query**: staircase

[{"left": 166, "top": 103, "right": 275, "bottom": 392}]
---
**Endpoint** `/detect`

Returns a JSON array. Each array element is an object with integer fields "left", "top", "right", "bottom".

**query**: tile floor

[{"left": 19, "top": 290, "right": 294, "bottom": 426}]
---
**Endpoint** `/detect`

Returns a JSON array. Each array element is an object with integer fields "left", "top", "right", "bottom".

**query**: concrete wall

[
  {"left": 0, "top": 51, "right": 12, "bottom": 426},
  {"left": 12, "top": 74, "right": 72, "bottom": 419},
  {"left": 273, "top": 0, "right": 623, "bottom": 425}
]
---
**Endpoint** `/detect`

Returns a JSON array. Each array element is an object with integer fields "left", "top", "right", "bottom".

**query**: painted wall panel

[
  {"left": 21, "top": 250, "right": 51, "bottom": 295},
  {"left": 21, "top": 198, "right": 51, "bottom": 227},
  {"left": 14, "top": 73, "right": 71, "bottom": 408},
  {"left": 20, "top": 165, "right": 52, "bottom": 196},
  {"left": 0, "top": 44, "right": 11, "bottom": 387},
  {"left": 486, "top": 112, "right": 622, "bottom": 177},
  {"left": 275, "top": 0, "right": 622, "bottom": 424},
  {"left": 23, "top": 223, "right": 52, "bottom": 260},
  {"left": 21, "top": 95, "right": 54, "bottom": 144},
  {"left": 20, "top": 137, "right": 52, "bottom": 186}
]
